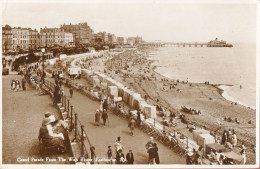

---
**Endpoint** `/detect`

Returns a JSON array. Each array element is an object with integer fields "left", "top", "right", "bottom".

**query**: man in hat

[
  {"left": 42, "top": 112, "right": 67, "bottom": 129},
  {"left": 146, "top": 137, "right": 154, "bottom": 149},
  {"left": 102, "top": 110, "right": 108, "bottom": 126},
  {"left": 147, "top": 144, "right": 156, "bottom": 164}
]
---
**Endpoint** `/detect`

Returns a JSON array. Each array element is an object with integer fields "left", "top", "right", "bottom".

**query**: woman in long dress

[
  {"left": 15, "top": 79, "right": 20, "bottom": 91},
  {"left": 11, "top": 80, "right": 16, "bottom": 90}
]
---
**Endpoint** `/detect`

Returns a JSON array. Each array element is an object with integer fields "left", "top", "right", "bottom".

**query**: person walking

[
  {"left": 114, "top": 136, "right": 123, "bottom": 154},
  {"left": 154, "top": 143, "right": 160, "bottom": 164},
  {"left": 15, "top": 79, "right": 20, "bottom": 91},
  {"left": 21, "top": 78, "right": 26, "bottom": 91},
  {"left": 69, "top": 87, "right": 73, "bottom": 98},
  {"left": 126, "top": 149, "right": 134, "bottom": 164},
  {"left": 100, "top": 100, "right": 104, "bottom": 112},
  {"left": 147, "top": 144, "right": 156, "bottom": 164},
  {"left": 95, "top": 109, "right": 101, "bottom": 126},
  {"left": 103, "top": 99, "right": 108, "bottom": 112},
  {"left": 11, "top": 79, "right": 16, "bottom": 91},
  {"left": 146, "top": 137, "right": 154, "bottom": 150},
  {"left": 102, "top": 110, "right": 108, "bottom": 126},
  {"left": 241, "top": 144, "right": 246, "bottom": 164},
  {"left": 128, "top": 118, "right": 136, "bottom": 136},
  {"left": 137, "top": 110, "right": 141, "bottom": 127}
]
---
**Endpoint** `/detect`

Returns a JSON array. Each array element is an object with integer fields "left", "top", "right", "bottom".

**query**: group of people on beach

[
  {"left": 181, "top": 106, "right": 202, "bottom": 115},
  {"left": 220, "top": 128, "right": 237, "bottom": 149}
]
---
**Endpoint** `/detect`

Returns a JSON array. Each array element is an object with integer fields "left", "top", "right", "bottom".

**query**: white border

[{"left": 0, "top": 0, "right": 259, "bottom": 168}]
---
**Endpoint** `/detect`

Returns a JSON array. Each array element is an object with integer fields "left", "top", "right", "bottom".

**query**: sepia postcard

[{"left": 0, "top": 0, "right": 259, "bottom": 168}]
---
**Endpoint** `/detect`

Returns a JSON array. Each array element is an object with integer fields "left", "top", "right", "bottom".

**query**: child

[{"left": 107, "top": 145, "right": 112, "bottom": 159}]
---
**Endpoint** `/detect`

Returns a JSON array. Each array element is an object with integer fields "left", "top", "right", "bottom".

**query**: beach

[
  {"left": 86, "top": 46, "right": 256, "bottom": 164},
  {"left": 152, "top": 44, "right": 256, "bottom": 109}
]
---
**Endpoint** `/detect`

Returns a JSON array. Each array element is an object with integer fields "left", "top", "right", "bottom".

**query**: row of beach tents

[{"left": 82, "top": 69, "right": 157, "bottom": 119}]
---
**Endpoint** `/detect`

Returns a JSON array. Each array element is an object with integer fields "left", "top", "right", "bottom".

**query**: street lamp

[
  {"left": 25, "top": 57, "right": 28, "bottom": 75},
  {"left": 41, "top": 48, "right": 45, "bottom": 83}
]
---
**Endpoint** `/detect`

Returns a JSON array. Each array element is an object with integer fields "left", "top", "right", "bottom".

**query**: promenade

[
  {"left": 2, "top": 74, "right": 71, "bottom": 164},
  {"left": 2, "top": 72, "right": 185, "bottom": 164},
  {"left": 46, "top": 77, "right": 185, "bottom": 164}
]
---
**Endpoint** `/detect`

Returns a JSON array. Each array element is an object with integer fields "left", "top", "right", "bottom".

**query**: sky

[{"left": 1, "top": 0, "right": 257, "bottom": 43}]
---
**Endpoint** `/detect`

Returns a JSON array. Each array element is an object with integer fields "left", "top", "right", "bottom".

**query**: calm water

[{"left": 150, "top": 43, "right": 256, "bottom": 109}]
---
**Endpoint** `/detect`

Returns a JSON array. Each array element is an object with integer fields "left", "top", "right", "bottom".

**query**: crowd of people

[
  {"left": 181, "top": 106, "right": 202, "bottom": 115},
  {"left": 220, "top": 129, "right": 237, "bottom": 149}
]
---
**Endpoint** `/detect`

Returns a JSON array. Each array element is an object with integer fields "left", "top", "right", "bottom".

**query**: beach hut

[
  {"left": 193, "top": 129, "right": 210, "bottom": 143},
  {"left": 108, "top": 86, "right": 118, "bottom": 97},
  {"left": 99, "top": 74, "right": 108, "bottom": 82},
  {"left": 93, "top": 78, "right": 100, "bottom": 88},
  {"left": 104, "top": 77, "right": 115, "bottom": 87},
  {"left": 83, "top": 70, "right": 93, "bottom": 81},
  {"left": 114, "top": 82, "right": 124, "bottom": 88},
  {"left": 118, "top": 87, "right": 126, "bottom": 97},
  {"left": 90, "top": 75, "right": 99, "bottom": 85},
  {"left": 139, "top": 103, "right": 156, "bottom": 119},
  {"left": 129, "top": 93, "right": 141, "bottom": 108},
  {"left": 137, "top": 99, "right": 147, "bottom": 109},
  {"left": 197, "top": 133, "right": 215, "bottom": 156},
  {"left": 123, "top": 89, "right": 133, "bottom": 103},
  {"left": 101, "top": 82, "right": 107, "bottom": 90},
  {"left": 49, "top": 58, "right": 56, "bottom": 65},
  {"left": 224, "top": 151, "right": 243, "bottom": 164},
  {"left": 206, "top": 143, "right": 226, "bottom": 154}
]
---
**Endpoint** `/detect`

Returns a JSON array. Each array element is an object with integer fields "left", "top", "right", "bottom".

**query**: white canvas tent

[
  {"left": 139, "top": 102, "right": 156, "bottom": 119},
  {"left": 193, "top": 129, "right": 210, "bottom": 143},
  {"left": 197, "top": 133, "right": 215, "bottom": 156},
  {"left": 101, "top": 82, "right": 107, "bottom": 90},
  {"left": 108, "top": 86, "right": 118, "bottom": 97}
]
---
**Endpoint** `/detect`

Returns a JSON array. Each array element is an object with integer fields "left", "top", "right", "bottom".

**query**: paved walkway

[
  {"left": 48, "top": 76, "right": 185, "bottom": 164},
  {"left": 2, "top": 74, "right": 71, "bottom": 164}
]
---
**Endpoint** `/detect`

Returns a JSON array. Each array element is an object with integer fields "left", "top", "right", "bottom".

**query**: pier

[{"left": 142, "top": 42, "right": 208, "bottom": 47}]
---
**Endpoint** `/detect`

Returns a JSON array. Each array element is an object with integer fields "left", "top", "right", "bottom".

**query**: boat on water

[{"left": 207, "top": 38, "right": 233, "bottom": 47}]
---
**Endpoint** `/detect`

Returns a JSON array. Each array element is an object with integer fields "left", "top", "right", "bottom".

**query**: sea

[{"left": 149, "top": 43, "right": 256, "bottom": 109}]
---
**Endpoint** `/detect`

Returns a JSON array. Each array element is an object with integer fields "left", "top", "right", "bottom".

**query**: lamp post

[
  {"left": 25, "top": 57, "right": 28, "bottom": 75},
  {"left": 41, "top": 48, "right": 45, "bottom": 84}
]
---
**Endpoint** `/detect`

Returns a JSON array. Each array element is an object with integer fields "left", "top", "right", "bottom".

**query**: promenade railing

[{"left": 44, "top": 79, "right": 92, "bottom": 160}]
